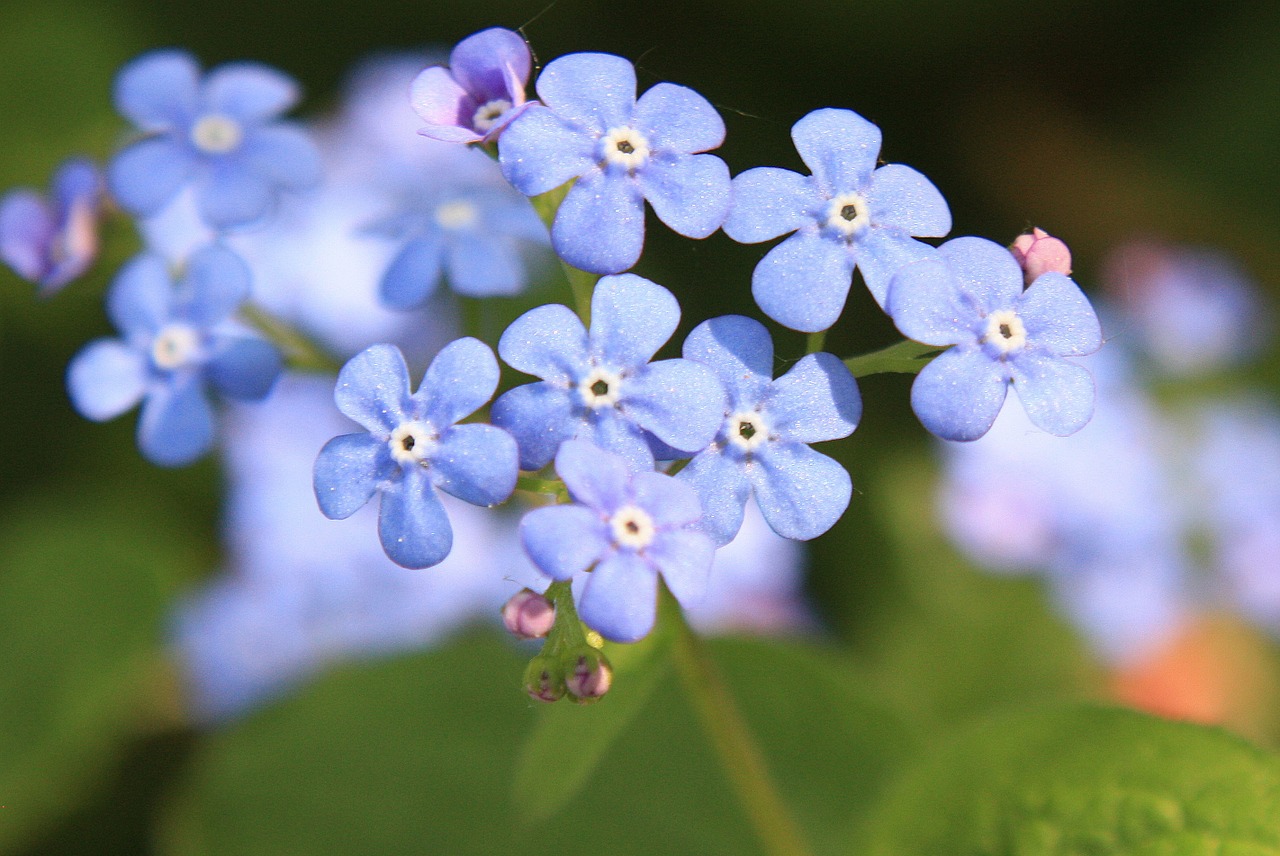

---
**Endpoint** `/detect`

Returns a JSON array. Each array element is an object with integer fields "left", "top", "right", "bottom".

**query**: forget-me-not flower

[
  {"left": 313, "top": 339, "right": 519, "bottom": 569},
  {"left": 0, "top": 158, "right": 101, "bottom": 295},
  {"left": 678, "top": 315, "right": 861, "bottom": 545},
  {"left": 491, "top": 273, "right": 725, "bottom": 471},
  {"left": 723, "top": 108, "right": 951, "bottom": 332},
  {"left": 520, "top": 440, "right": 716, "bottom": 642},
  {"left": 66, "top": 244, "right": 282, "bottom": 466},
  {"left": 108, "top": 50, "right": 321, "bottom": 229},
  {"left": 411, "top": 27, "right": 533, "bottom": 144},
  {"left": 889, "top": 236, "right": 1102, "bottom": 441},
  {"left": 498, "top": 52, "right": 731, "bottom": 274}
]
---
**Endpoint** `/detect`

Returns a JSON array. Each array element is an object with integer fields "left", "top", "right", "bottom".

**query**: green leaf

[{"left": 853, "top": 704, "right": 1280, "bottom": 855}]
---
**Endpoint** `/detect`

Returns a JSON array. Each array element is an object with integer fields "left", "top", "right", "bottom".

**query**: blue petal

[
  {"left": 622, "top": 358, "right": 725, "bottom": 455},
  {"left": 765, "top": 352, "right": 861, "bottom": 443},
  {"left": 579, "top": 551, "right": 658, "bottom": 642},
  {"left": 638, "top": 153, "right": 730, "bottom": 239},
  {"left": 585, "top": 413, "right": 657, "bottom": 472},
  {"left": 1017, "top": 272, "right": 1102, "bottom": 357},
  {"left": 491, "top": 382, "right": 579, "bottom": 471},
  {"left": 682, "top": 315, "right": 773, "bottom": 406},
  {"left": 115, "top": 50, "right": 200, "bottom": 129},
  {"left": 632, "top": 82, "right": 724, "bottom": 153},
  {"left": 555, "top": 439, "right": 632, "bottom": 512},
  {"left": 791, "top": 108, "right": 881, "bottom": 195},
  {"left": 203, "top": 62, "right": 300, "bottom": 123},
  {"left": 241, "top": 124, "right": 321, "bottom": 189},
  {"left": 647, "top": 528, "right": 715, "bottom": 606},
  {"left": 865, "top": 164, "right": 951, "bottom": 237},
  {"left": 137, "top": 376, "right": 216, "bottom": 466},
  {"left": 432, "top": 423, "right": 518, "bottom": 506},
  {"left": 450, "top": 27, "right": 531, "bottom": 104},
  {"left": 0, "top": 191, "right": 52, "bottom": 281},
  {"left": 590, "top": 273, "right": 680, "bottom": 367},
  {"left": 108, "top": 137, "right": 194, "bottom": 217},
  {"left": 182, "top": 243, "right": 251, "bottom": 326},
  {"left": 66, "top": 339, "right": 147, "bottom": 420},
  {"left": 445, "top": 232, "right": 523, "bottom": 296},
  {"left": 886, "top": 254, "right": 971, "bottom": 345},
  {"left": 410, "top": 66, "right": 479, "bottom": 142},
  {"left": 750, "top": 443, "right": 852, "bottom": 540},
  {"left": 751, "top": 229, "right": 854, "bottom": 333},
  {"left": 678, "top": 449, "right": 751, "bottom": 546},
  {"left": 498, "top": 106, "right": 597, "bottom": 196},
  {"left": 723, "top": 167, "right": 816, "bottom": 244},
  {"left": 313, "top": 432, "right": 390, "bottom": 519},
  {"left": 553, "top": 169, "right": 645, "bottom": 274},
  {"left": 380, "top": 234, "right": 444, "bottom": 311},
  {"left": 1009, "top": 353, "right": 1095, "bottom": 436},
  {"left": 378, "top": 467, "right": 452, "bottom": 568},
  {"left": 520, "top": 504, "right": 609, "bottom": 581},
  {"left": 414, "top": 336, "right": 499, "bottom": 427},
  {"left": 107, "top": 253, "right": 172, "bottom": 338},
  {"left": 498, "top": 303, "right": 589, "bottom": 382},
  {"left": 195, "top": 161, "right": 272, "bottom": 229},
  {"left": 910, "top": 347, "right": 1008, "bottom": 441},
  {"left": 334, "top": 344, "right": 411, "bottom": 433},
  {"left": 535, "top": 53, "right": 635, "bottom": 133},
  {"left": 205, "top": 337, "right": 281, "bottom": 400},
  {"left": 53, "top": 158, "right": 102, "bottom": 209},
  {"left": 937, "top": 236, "right": 1024, "bottom": 312},
  {"left": 857, "top": 228, "right": 942, "bottom": 309},
  {"left": 631, "top": 471, "right": 702, "bottom": 527}
]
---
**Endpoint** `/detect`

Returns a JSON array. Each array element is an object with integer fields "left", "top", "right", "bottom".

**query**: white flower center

[
  {"left": 434, "top": 199, "right": 480, "bottom": 231},
  {"left": 826, "top": 192, "right": 871, "bottom": 237},
  {"left": 579, "top": 367, "right": 623, "bottom": 409},
  {"left": 150, "top": 323, "right": 202, "bottom": 370},
  {"left": 610, "top": 504, "right": 656, "bottom": 550},
  {"left": 983, "top": 309, "right": 1028, "bottom": 354},
  {"left": 472, "top": 99, "right": 512, "bottom": 132},
  {"left": 726, "top": 410, "right": 770, "bottom": 452},
  {"left": 601, "top": 127, "right": 650, "bottom": 171},
  {"left": 190, "top": 114, "right": 244, "bottom": 155},
  {"left": 389, "top": 421, "right": 437, "bottom": 466}
]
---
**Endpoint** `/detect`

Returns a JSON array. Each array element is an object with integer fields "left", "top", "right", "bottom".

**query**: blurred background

[{"left": 1, "top": 0, "right": 1278, "bottom": 853}]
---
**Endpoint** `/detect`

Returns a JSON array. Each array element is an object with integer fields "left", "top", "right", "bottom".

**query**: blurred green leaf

[{"left": 852, "top": 703, "right": 1280, "bottom": 855}]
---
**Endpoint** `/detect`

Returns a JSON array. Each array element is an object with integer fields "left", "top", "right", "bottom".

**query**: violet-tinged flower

[
  {"left": 108, "top": 50, "right": 321, "bottom": 229},
  {"left": 1010, "top": 227, "right": 1072, "bottom": 284},
  {"left": 66, "top": 244, "right": 281, "bottom": 466},
  {"left": 0, "top": 158, "right": 101, "bottom": 295},
  {"left": 313, "top": 340, "right": 518, "bottom": 569},
  {"left": 411, "top": 27, "right": 532, "bottom": 144},
  {"left": 678, "top": 315, "right": 860, "bottom": 545},
  {"left": 723, "top": 108, "right": 951, "bottom": 332},
  {"left": 498, "top": 52, "right": 731, "bottom": 274},
  {"left": 490, "top": 273, "right": 725, "bottom": 471},
  {"left": 889, "top": 236, "right": 1102, "bottom": 441},
  {"left": 520, "top": 440, "right": 715, "bottom": 642}
]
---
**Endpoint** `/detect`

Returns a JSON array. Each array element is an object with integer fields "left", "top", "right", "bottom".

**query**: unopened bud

[
  {"left": 502, "top": 589, "right": 556, "bottom": 639},
  {"left": 523, "top": 655, "right": 565, "bottom": 703},
  {"left": 564, "top": 646, "right": 613, "bottom": 703},
  {"left": 1010, "top": 227, "right": 1072, "bottom": 284}
]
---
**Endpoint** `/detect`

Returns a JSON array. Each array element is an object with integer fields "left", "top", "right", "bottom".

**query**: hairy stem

[{"left": 842, "top": 338, "right": 942, "bottom": 378}]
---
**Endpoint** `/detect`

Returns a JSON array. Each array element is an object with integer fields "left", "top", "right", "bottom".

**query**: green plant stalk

[
  {"left": 530, "top": 183, "right": 597, "bottom": 324},
  {"left": 805, "top": 329, "right": 827, "bottom": 354},
  {"left": 241, "top": 303, "right": 343, "bottom": 374},
  {"left": 842, "top": 338, "right": 942, "bottom": 378}
]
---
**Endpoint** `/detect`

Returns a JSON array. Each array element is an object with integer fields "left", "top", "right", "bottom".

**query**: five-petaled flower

[{"left": 410, "top": 27, "right": 534, "bottom": 144}]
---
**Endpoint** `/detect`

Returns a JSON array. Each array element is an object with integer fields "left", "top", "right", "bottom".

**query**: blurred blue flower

[
  {"left": 678, "top": 315, "right": 861, "bottom": 544},
  {"left": 411, "top": 27, "right": 533, "bottom": 144},
  {"left": 0, "top": 158, "right": 101, "bottom": 295},
  {"left": 313, "top": 340, "right": 518, "bottom": 569},
  {"left": 498, "top": 52, "right": 730, "bottom": 274},
  {"left": 890, "top": 236, "right": 1102, "bottom": 441},
  {"left": 723, "top": 108, "right": 950, "bottom": 331},
  {"left": 66, "top": 244, "right": 281, "bottom": 466},
  {"left": 521, "top": 440, "right": 716, "bottom": 641},
  {"left": 491, "top": 273, "right": 725, "bottom": 471},
  {"left": 108, "top": 50, "right": 321, "bottom": 229}
]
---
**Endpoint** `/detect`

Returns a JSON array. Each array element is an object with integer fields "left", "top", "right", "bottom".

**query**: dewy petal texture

[
  {"left": 553, "top": 168, "right": 645, "bottom": 274},
  {"left": 535, "top": 52, "right": 635, "bottom": 131}
]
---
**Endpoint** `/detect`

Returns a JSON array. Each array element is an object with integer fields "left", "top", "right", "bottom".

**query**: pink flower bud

[
  {"left": 523, "top": 655, "right": 566, "bottom": 703},
  {"left": 1010, "top": 227, "right": 1072, "bottom": 284},
  {"left": 502, "top": 589, "right": 555, "bottom": 640},
  {"left": 565, "top": 647, "right": 613, "bottom": 702}
]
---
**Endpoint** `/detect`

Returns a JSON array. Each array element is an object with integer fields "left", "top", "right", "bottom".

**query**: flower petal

[
  {"left": 498, "top": 302, "right": 588, "bottom": 382},
  {"left": 1009, "top": 353, "right": 1095, "bottom": 436},
  {"left": 108, "top": 137, "right": 194, "bottom": 217},
  {"left": 334, "top": 343, "right": 411, "bottom": 433},
  {"left": 857, "top": 228, "right": 941, "bottom": 309},
  {"left": 631, "top": 471, "right": 702, "bottom": 527},
  {"left": 206, "top": 337, "right": 281, "bottom": 400},
  {"left": 639, "top": 152, "right": 730, "bottom": 239},
  {"left": 203, "top": 62, "right": 300, "bottom": 123},
  {"left": 137, "top": 376, "right": 216, "bottom": 466},
  {"left": 410, "top": 66, "right": 481, "bottom": 142},
  {"left": 520, "top": 504, "right": 609, "bottom": 580},
  {"left": 498, "top": 106, "right": 597, "bottom": 196},
  {"left": 723, "top": 167, "right": 816, "bottom": 244},
  {"left": 584, "top": 413, "right": 656, "bottom": 472},
  {"left": 182, "top": 243, "right": 251, "bottom": 326},
  {"left": 553, "top": 169, "right": 645, "bottom": 274},
  {"left": 765, "top": 352, "right": 861, "bottom": 443},
  {"left": 910, "top": 347, "right": 1008, "bottom": 441},
  {"left": 682, "top": 314, "right": 773, "bottom": 405},
  {"left": 107, "top": 253, "right": 172, "bottom": 338},
  {"left": 633, "top": 82, "right": 724, "bottom": 153},
  {"left": 678, "top": 448, "right": 751, "bottom": 546},
  {"left": 938, "top": 236, "right": 1024, "bottom": 312},
  {"left": 579, "top": 551, "right": 658, "bottom": 642},
  {"left": 414, "top": 336, "right": 500, "bottom": 427},
  {"left": 450, "top": 27, "right": 531, "bottom": 104},
  {"left": 379, "top": 234, "right": 445, "bottom": 311},
  {"left": 886, "top": 254, "right": 971, "bottom": 345},
  {"left": 115, "top": 50, "right": 200, "bottom": 129},
  {"left": 195, "top": 161, "right": 272, "bottom": 229},
  {"left": 432, "top": 423, "right": 518, "bottom": 506},
  {"left": 791, "top": 108, "right": 881, "bottom": 195},
  {"left": 590, "top": 273, "right": 680, "bottom": 367},
  {"left": 313, "top": 432, "right": 390, "bottom": 519},
  {"left": 241, "top": 124, "right": 321, "bottom": 189},
  {"left": 749, "top": 443, "right": 851, "bottom": 540},
  {"left": 623, "top": 358, "right": 726, "bottom": 455},
  {"left": 751, "top": 229, "right": 854, "bottom": 333},
  {"left": 647, "top": 528, "right": 715, "bottom": 606},
  {"left": 378, "top": 467, "right": 452, "bottom": 568},
  {"left": 66, "top": 339, "right": 147, "bottom": 421},
  {"left": 1017, "top": 272, "right": 1102, "bottom": 357},
  {"left": 0, "top": 191, "right": 53, "bottom": 281},
  {"left": 555, "top": 439, "right": 632, "bottom": 512},
  {"left": 445, "top": 232, "right": 524, "bottom": 296},
  {"left": 865, "top": 163, "right": 951, "bottom": 237},
  {"left": 536, "top": 52, "right": 635, "bottom": 133},
  {"left": 490, "top": 382, "right": 579, "bottom": 471}
]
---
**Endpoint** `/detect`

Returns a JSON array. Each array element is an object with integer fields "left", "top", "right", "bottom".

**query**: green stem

[
  {"left": 515, "top": 474, "right": 569, "bottom": 501},
  {"left": 241, "top": 303, "right": 343, "bottom": 374},
  {"left": 543, "top": 579, "right": 590, "bottom": 656},
  {"left": 842, "top": 338, "right": 943, "bottom": 378},
  {"left": 530, "top": 183, "right": 598, "bottom": 324},
  {"left": 805, "top": 330, "right": 827, "bottom": 354},
  {"left": 665, "top": 586, "right": 814, "bottom": 856}
]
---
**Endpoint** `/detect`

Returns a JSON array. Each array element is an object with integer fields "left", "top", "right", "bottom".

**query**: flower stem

[
  {"left": 842, "top": 338, "right": 942, "bottom": 378},
  {"left": 805, "top": 330, "right": 827, "bottom": 354},
  {"left": 664, "top": 586, "right": 814, "bottom": 856},
  {"left": 241, "top": 303, "right": 343, "bottom": 374},
  {"left": 530, "top": 183, "right": 598, "bottom": 325}
]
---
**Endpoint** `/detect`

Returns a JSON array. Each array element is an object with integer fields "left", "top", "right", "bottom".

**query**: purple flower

[
  {"left": 520, "top": 440, "right": 716, "bottom": 641},
  {"left": 0, "top": 158, "right": 101, "bottom": 295},
  {"left": 678, "top": 315, "right": 861, "bottom": 544},
  {"left": 723, "top": 108, "right": 951, "bottom": 331},
  {"left": 498, "top": 52, "right": 731, "bottom": 274},
  {"left": 410, "top": 27, "right": 533, "bottom": 144},
  {"left": 66, "top": 244, "right": 282, "bottom": 466},
  {"left": 889, "top": 236, "right": 1102, "bottom": 441},
  {"left": 108, "top": 50, "right": 321, "bottom": 229},
  {"left": 490, "top": 273, "right": 726, "bottom": 471},
  {"left": 313, "top": 340, "right": 519, "bottom": 569}
]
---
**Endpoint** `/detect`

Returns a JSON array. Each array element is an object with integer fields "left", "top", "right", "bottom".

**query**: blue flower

[
  {"left": 490, "top": 273, "right": 725, "bottom": 471},
  {"left": 313, "top": 340, "right": 519, "bottom": 569},
  {"left": 108, "top": 50, "right": 321, "bottom": 229},
  {"left": 520, "top": 440, "right": 716, "bottom": 641},
  {"left": 0, "top": 158, "right": 101, "bottom": 295},
  {"left": 498, "top": 52, "right": 731, "bottom": 274},
  {"left": 723, "top": 108, "right": 951, "bottom": 332},
  {"left": 66, "top": 244, "right": 282, "bottom": 466},
  {"left": 678, "top": 315, "right": 861, "bottom": 545},
  {"left": 888, "top": 236, "right": 1102, "bottom": 441},
  {"left": 410, "top": 27, "right": 533, "bottom": 144}
]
